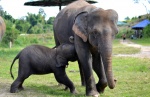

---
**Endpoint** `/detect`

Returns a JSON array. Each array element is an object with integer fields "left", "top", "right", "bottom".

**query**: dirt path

[{"left": 114, "top": 39, "right": 150, "bottom": 58}]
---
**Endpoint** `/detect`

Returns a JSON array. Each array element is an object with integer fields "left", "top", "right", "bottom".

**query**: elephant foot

[
  {"left": 64, "top": 86, "right": 68, "bottom": 91},
  {"left": 96, "top": 86, "right": 105, "bottom": 94},
  {"left": 92, "top": 94, "right": 99, "bottom": 97},
  {"left": 18, "top": 86, "right": 24, "bottom": 91},
  {"left": 86, "top": 90, "right": 99, "bottom": 97},
  {"left": 71, "top": 88, "right": 78, "bottom": 94},
  {"left": 10, "top": 88, "right": 21, "bottom": 93},
  {"left": 10, "top": 86, "right": 24, "bottom": 93},
  {"left": 96, "top": 82, "right": 107, "bottom": 93}
]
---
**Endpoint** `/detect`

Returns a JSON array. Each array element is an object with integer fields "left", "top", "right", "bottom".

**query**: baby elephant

[{"left": 10, "top": 44, "right": 77, "bottom": 94}]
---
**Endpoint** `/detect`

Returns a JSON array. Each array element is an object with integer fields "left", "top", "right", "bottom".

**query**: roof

[
  {"left": 24, "top": 0, "right": 98, "bottom": 10},
  {"left": 132, "top": 19, "right": 150, "bottom": 29},
  {"left": 24, "top": 0, "right": 97, "bottom": 6}
]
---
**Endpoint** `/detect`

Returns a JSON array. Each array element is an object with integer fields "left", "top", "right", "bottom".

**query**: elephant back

[
  {"left": 0, "top": 16, "right": 6, "bottom": 41},
  {"left": 53, "top": 0, "right": 95, "bottom": 44}
]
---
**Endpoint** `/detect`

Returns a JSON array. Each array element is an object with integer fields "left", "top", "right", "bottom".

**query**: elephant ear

[
  {"left": 72, "top": 12, "right": 88, "bottom": 42},
  {"left": 56, "top": 55, "right": 68, "bottom": 67}
]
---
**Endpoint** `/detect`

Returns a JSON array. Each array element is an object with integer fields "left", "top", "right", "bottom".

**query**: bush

[
  {"left": 143, "top": 24, "right": 150, "bottom": 37},
  {"left": 1, "top": 26, "right": 19, "bottom": 45},
  {"left": 14, "top": 35, "right": 39, "bottom": 46}
]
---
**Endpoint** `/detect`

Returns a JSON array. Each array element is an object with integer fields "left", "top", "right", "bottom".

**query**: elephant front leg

[
  {"left": 92, "top": 52, "right": 107, "bottom": 93},
  {"left": 75, "top": 36, "right": 99, "bottom": 96},
  {"left": 78, "top": 60, "right": 86, "bottom": 86},
  {"left": 54, "top": 68, "right": 77, "bottom": 94}
]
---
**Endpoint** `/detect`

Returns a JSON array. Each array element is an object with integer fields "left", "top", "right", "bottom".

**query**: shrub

[{"left": 143, "top": 24, "right": 150, "bottom": 37}]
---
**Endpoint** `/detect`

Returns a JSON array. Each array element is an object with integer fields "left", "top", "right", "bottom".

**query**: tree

[
  {"left": 38, "top": 8, "right": 46, "bottom": 18},
  {"left": 15, "top": 18, "right": 30, "bottom": 33},
  {"left": 125, "top": 16, "right": 130, "bottom": 21},
  {"left": 26, "top": 11, "right": 46, "bottom": 34},
  {"left": 26, "top": 13, "right": 38, "bottom": 34},
  {"left": 47, "top": 17, "right": 55, "bottom": 25}
]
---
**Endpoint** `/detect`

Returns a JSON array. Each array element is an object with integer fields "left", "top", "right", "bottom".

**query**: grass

[
  {"left": 1, "top": 56, "right": 150, "bottom": 97},
  {"left": 130, "top": 38, "right": 150, "bottom": 46},
  {"left": 113, "top": 39, "right": 141, "bottom": 54},
  {"left": 0, "top": 35, "right": 150, "bottom": 97}
]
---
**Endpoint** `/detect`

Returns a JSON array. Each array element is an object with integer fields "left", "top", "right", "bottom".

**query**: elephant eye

[
  {"left": 93, "top": 30, "right": 98, "bottom": 38},
  {"left": 92, "top": 32, "right": 96, "bottom": 38}
]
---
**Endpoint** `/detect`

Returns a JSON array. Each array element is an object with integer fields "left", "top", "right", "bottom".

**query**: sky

[{"left": 0, "top": 0, "right": 149, "bottom": 21}]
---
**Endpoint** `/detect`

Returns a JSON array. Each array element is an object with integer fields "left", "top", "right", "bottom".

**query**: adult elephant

[
  {"left": 0, "top": 16, "right": 6, "bottom": 41},
  {"left": 53, "top": 0, "right": 118, "bottom": 96}
]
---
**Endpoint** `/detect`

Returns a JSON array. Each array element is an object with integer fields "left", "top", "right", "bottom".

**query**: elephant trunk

[{"left": 99, "top": 41, "right": 116, "bottom": 89}]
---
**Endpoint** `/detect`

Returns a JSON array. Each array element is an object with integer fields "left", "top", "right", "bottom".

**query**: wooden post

[{"left": 9, "top": 41, "right": 12, "bottom": 48}]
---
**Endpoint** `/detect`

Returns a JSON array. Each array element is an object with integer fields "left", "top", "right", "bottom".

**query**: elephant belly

[{"left": 31, "top": 63, "right": 54, "bottom": 74}]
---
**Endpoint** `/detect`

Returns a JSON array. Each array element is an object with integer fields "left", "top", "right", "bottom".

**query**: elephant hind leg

[
  {"left": 18, "top": 82, "right": 24, "bottom": 91},
  {"left": 54, "top": 69, "right": 77, "bottom": 94},
  {"left": 10, "top": 70, "right": 31, "bottom": 93},
  {"left": 10, "top": 77, "right": 25, "bottom": 93}
]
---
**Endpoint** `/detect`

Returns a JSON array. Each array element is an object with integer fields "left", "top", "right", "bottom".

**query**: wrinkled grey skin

[
  {"left": 53, "top": 0, "right": 118, "bottom": 96},
  {"left": 10, "top": 44, "right": 77, "bottom": 94},
  {"left": 0, "top": 16, "right": 6, "bottom": 41}
]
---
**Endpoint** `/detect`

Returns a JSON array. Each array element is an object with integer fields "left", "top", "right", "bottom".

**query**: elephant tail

[{"left": 10, "top": 52, "right": 20, "bottom": 80}]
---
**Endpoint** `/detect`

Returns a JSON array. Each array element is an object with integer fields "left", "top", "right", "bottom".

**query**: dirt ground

[
  {"left": 0, "top": 79, "right": 13, "bottom": 97},
  {"left": 115, "top": 39, "right": 150, "bottom": 58}
]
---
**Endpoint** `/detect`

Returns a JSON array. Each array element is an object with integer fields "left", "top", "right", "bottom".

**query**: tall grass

[{"left": 0, "top": 33, "right": 55, "bottom": 49}]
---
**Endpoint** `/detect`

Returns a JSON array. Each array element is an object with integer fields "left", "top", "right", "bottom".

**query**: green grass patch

[
  {"left": 1, "top": 56, "right": 150, "bottom": 97},
  {"left": 130, "top": 38, "right": 150, "bottom": 46}
]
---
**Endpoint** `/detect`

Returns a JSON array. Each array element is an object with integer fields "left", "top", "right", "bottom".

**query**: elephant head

[
  {"left": 0, "top": 16, "right": 6, "bottom": 41},
  {"left": 72, "top": 8, "right": 118, "bottom": 89},
  {"left": 56, "top": 43, "right": 77, "bottom": 67}
]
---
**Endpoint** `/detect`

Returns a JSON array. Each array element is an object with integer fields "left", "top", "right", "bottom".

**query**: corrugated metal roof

[{"left": 132, "top": 19, "right": 150, "bottom": 29}]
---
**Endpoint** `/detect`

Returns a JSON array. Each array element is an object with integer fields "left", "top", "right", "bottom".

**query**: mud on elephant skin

[
  {"left": 0, "top": 16, "right": 6, "bottom": 41},
  {"left": 53, "top": 0, "right": 118, "bottom": 96},
  {"left": 10, "top": 44, "right": 78, "bottom": 94}
]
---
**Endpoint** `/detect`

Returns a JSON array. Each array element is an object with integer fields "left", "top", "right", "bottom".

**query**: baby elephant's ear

[{"left": 56, "top": 55, "right": 68, "bottom": 67}]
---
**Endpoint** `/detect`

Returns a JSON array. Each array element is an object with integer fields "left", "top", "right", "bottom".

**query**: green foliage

[
  {"left": 47, "top": 17, "right": 55, "bottom": 25},
  {"left": 11, "top": 33, "right": 55, "bottom": 48},
  {"left": 131, "top": 16, "right": 138, "bottom": 21},
  {"left": 0, "top": 8, "right": 54, "bottom": 38},
  {"left": 130, "top": 38, "right": 150, "bottom": 46},
  {"left": 1, "top": 25, "right": 19, "bottom": 46},
  {"left": 116, "top": 29, "right": 134, "bottom": 38},
  {"left": 124, "top": 16, "right": 130, "bottom": 21},
  {"left": 15, "top": 19, "right": 30, "bottom": 33},
  {"left": 143, "top": 24, "right": 150, "bottom": 37}
]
